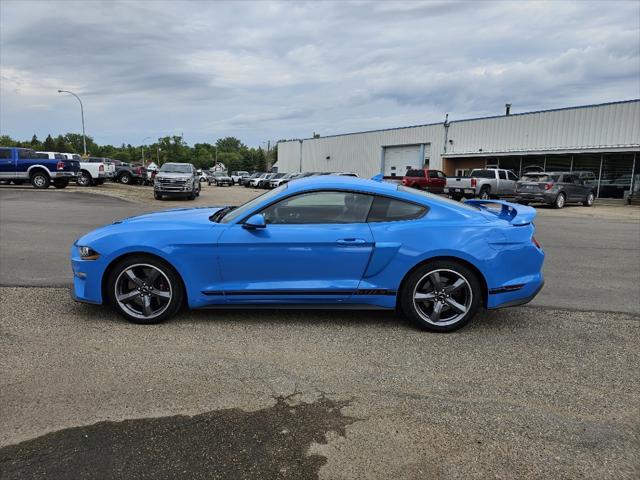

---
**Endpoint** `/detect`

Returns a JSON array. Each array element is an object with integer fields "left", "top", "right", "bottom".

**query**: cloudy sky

[{"left": 1, "top": 0, "right": 638, "bottom": 147}]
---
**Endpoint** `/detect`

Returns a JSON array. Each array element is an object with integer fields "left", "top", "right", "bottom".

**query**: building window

[{"left": 599, "top": 153, "right": 635, "bottom": 199}]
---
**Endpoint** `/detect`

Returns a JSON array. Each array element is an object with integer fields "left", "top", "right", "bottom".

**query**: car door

[
  {"left": 0, "top": 148, "right": 15, "bottom": 179},
  {"left": 217, "top": 190, "right": 375, "bottom": 303},
  {"left": 562, "top": 173, "right": 577, "bottom": 200}
]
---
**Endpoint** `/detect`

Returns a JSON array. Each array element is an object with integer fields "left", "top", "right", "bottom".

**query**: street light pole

[{"left": 57, "top": 89, "right": 87, "bottom": 156}]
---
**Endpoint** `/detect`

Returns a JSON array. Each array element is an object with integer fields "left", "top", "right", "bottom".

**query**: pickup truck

[
  {"left": 401, "top": 169, "right": 446, "bottom": 193},
  {"left": 0, "top": 147, "right": 79, "bottom": 188},
  {"left": 444, "top": 168, "right": 519, "bottom": 200},
  {"left": 110, "top": 159, "right": 147, "bottom": 185},
  {"left": 62, "top": 154, "right": 114, "bottom": 186}
]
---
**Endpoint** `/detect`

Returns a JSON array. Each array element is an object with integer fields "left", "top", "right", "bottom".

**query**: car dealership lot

[{"left": 0, "top": 185, "right": 639, "bottom": 479}]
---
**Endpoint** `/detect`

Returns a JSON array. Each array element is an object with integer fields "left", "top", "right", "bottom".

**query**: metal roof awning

[{"left": 442, "top": 145, "right": 640, "bottom": 158}]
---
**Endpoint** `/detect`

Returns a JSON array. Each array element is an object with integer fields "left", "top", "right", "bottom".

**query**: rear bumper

[
  {"left": 514, "top": 193, "right": 554, "bottom": 204},
  {"left": 51, "top": 171, "right": 77, "bottom": 178},
  {"left": 487, "top": 274, "right": 544, "bottom": 309},
  {"left": 444, "top": 187, "right": 475, "bottom": 196}
]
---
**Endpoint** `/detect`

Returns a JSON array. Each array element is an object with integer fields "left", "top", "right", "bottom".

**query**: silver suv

[{"left": 154, "top": 162, "right": 201, "bottom": 200}]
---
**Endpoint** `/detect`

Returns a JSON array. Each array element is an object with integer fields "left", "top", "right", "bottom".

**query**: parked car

[
  {"left": 333, "top": 172, "right": 359, "bottom": 177},
  {"left": 153, "top": 162, "right": 201, "bottom": 200},
  {"left": 244, "top": 172, "right": 264, "bottom": 187},
  {"left": 111, "top": 160, "right": 146, "bottom": 185},
  {"left": 257, "top": 173, "right": 276, "bottom": 188},
  {"left": 266, "top": 172, "right": 287, "bottom": 188},
  {"left": 239, "top": 172, "right": 254, "bottom": 185},
  {"left": 72, "top": 176, "right": 545, "bottom": 332},
  {"left": 515, "top": 172, "right": 595, "bottom": 208},
  {"left": 402, "top": 169, "right": 447, "bottom": 193},
  {"left": 0, "top": 147, "right": 79, "bottom": 188},
  {"left": 445, "top": 168, "right": 518, "bottom": 200},
  {"left": 67, "top": 155, "right": 111, "bottom": 187},
  {"left": 248, "top": 172, "right": 269, "bottom": 188},
  {"left": 269, "top": 172, "right": 300, "bottom": 188},
  {"left": 197, "top": 169, "right": 209, "bottom": 183},
  {"left": 230, "top": 171, "right": 249, "bottom": 184},
  {"left": 208, "top": 171, "right": 233, "bottom": 186}
]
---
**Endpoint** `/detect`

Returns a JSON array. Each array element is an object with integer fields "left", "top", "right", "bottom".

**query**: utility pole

[{"left": 57, "top": 89, "right": 87, "bottom": 156}]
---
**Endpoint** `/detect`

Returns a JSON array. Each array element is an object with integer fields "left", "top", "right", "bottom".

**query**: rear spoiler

[{"left": 464, "top": 199, "right": 536, "bottom": 226}]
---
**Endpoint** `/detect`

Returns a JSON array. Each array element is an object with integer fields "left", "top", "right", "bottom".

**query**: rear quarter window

[
  {"left": 367, "top": 196, "right": 427, "bottom": 222},
  {"left": 471, "top": 170, "right": 495, "bottom": 179},
  {"left": 0, "top": 149, "right": 11, "bottom": 159},
  {"left": 405, "top": 169, "right": 424, "bottom": 177}
]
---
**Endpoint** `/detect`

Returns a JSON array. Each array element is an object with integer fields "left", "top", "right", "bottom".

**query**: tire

[
  {"left": 53, "top": 179, "right": 69, "bottom": 189},
  {"left": 12, "top": 180, "right": 25, "bottom": 185},
  {"left": 554, "top": 192, "right": 566, "bottom": 209},
  {"left": 119, "top": 172, "right": 131, "bottom": 184},
  {"left": 106, "top": 254, "right": 184, "bottom": 324},
  {"left": 478, "top": 187, "right": 490, "bottom": 200},
  {"left": 189, "top": 191, "right": 196, "bottom": 200},
  {"left": 154, "top": 192, "right": 162, "bottom": 200},
  {"left": 400, "top": 260, "right": 482, "bottom": 332},
  {"left": 30, "top": 171, "right": 50, "bottom": 189},
  {"left": 583, "top": 191, "right": 595, "bottom": 207},
  {"left": 77, "top": 171, "right": 92, "bottom": 187}
]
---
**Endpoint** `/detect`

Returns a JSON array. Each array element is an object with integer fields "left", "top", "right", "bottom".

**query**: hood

[
  {"left": 76, "top": 207, "right": 226, "bottom": 246},
  {"left": 116, "top": 206, "right": 225, "bottom": 225}
]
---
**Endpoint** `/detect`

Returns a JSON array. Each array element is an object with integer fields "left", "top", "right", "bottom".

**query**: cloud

[{"left": 0, "top": 0, "right": 638, "bottom": 146}]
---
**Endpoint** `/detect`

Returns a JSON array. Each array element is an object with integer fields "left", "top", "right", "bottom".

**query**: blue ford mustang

[{"left": 71, "top": 176, "right": 544, "bottom": 332}]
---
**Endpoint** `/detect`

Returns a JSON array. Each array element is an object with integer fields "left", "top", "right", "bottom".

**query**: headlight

[{"left": 78, "top": 246, "right": 100, "bottom": 260}]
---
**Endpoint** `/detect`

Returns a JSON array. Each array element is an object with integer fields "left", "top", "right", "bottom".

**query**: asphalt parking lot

[{"left": 1, "top": 184, "right": 639, "bottom": 479}]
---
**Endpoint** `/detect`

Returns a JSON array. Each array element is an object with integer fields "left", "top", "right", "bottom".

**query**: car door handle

[{"left": 337, "top": 238, "right": 367, "bottom": 245}]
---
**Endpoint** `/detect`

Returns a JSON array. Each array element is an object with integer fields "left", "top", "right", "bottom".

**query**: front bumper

[{"left": 71, "top": 246, "right": 105, "bottom": 304}]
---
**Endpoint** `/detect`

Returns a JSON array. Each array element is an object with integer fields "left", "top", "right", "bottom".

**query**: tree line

[{"left": 0, "top": 133, "right": 278, "bottom": 172}]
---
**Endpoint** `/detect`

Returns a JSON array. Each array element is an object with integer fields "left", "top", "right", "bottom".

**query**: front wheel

[
  {"left": 400, "top": 260, "right": 482, "bottom": 332},
  {"left": 53, "top": 179, "right": 69, "bottom": 189},
  {"left": 154, "top": 192, "right": 162, "bottom": 200},
  {"left": 119, "top": 172, "right": 131, "bottom": 184},
  {"left": 583, "top": 192, "right": 594, "bottom": 207},
  {"left": 106, "top": 255, "right": 184, "bottom": 324}
]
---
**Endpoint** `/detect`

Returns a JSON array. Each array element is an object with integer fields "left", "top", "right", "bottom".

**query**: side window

[
  {"left": 507, "top": 171, "right": 518, "bottom": 181},
  {"left": 261, "top": 191, "right": 374, "bottom": 224},
  {"left": 367, "top": 196, "right": 427, "bottom": 222},
  {"left": 0, "top": 149, "right": 11, "bottom": 159},
  {"left": 19, "top": 150, "right": 36, "bottom": 159},
  {"left": 498, "top": 170, "right": 507, "bottom": 180}
]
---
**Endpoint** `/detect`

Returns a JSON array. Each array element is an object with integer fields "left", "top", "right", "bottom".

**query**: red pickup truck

[{"left": 401, "top": 169, "right": 447, "bottom": 193}]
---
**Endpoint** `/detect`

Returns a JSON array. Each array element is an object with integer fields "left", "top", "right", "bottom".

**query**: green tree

[
  {"left": 0, "top": 135, "right": 17, "bottom": 147},
  {"left": 42, "top": 134, "right": 55, "bottom": 151},
  {"left": 216, "top": 136, "right": 244, "bottom": 152},
  {"left": 30, "top": 134, "right": 40, "bottom": 147}
]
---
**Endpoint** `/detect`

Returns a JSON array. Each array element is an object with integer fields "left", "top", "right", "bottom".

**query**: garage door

[{"left": 383, "top": 145, "right": 422, "bottom": 177}]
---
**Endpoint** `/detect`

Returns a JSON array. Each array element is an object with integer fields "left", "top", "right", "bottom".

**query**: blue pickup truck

[{"left": 0, "top": 147, "right": 80, "bottom": 189}]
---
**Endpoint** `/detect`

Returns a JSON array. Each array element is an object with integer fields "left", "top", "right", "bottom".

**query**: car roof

[{"left": 287, "top": 175, "right": 404, "bottom": 197}]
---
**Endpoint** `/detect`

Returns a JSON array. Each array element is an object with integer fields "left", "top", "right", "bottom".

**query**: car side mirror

[{"left": 243, "top": 214, "right": 266, "bottom": 229}]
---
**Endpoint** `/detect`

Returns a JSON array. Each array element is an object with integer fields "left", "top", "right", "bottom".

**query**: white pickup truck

[
  {"left": 444, "top": 168, "right": 519, "bottom": 200},
  {"left": 62, "top": 154, "right": 116, "bottom": 186}
]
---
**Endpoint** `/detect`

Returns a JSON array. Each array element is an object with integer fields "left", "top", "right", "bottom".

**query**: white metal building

[{"left": 277, "top": 100, "right": 640, "bottom": 198}]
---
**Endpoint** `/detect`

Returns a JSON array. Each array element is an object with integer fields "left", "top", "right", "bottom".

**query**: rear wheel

[
  {"left": 77, "top": 171, "right": 92, "bottom": 187},
  {"left": 106, "top": 255, "right": 184, "bottom": 324},
  {"left": 478, "top": 187, "right": 490, "bottom": 200},
  {"left": 400, "top": 260, "right": 481, "bottom": 332},
  {"left": 12, "top": 180, "right": 25, "bottom": 185},
  {"left": 583, "top": 192, "right": 594, "bottom": 207},
  {"left": 119, "top": 172, "right": 131, "bottom": 184},
  {"left": 554, "top": 192, "right": 566, "bottom": 209},
  {"left": 30, "top": 171, "right": 50, "bottom": 189}
]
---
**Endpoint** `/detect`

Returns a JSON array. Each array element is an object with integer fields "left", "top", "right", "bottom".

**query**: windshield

[
  {"left": 160, "top": 164, "right": 191, "bottom": 173},
  {"left": 213, "top": 172, "right": 227, "bottom": 177},
  {"left": 522, "top": 174, "right": 559, "bottom": 182},
  {"left": 219, "top": 184, "right": 288, "bottom": 223},
  {"left": 397, "top": 185, "right": 480, "bottom": 211}
]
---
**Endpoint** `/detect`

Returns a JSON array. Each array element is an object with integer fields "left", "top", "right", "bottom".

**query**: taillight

[
  {"left": 56, "top": 161, "right": 65, "bottom": 170},
  {"left": 544, "top": 182, "right": 554, "bottom": 190},
  {"left": 99, "top": 165, "right": 104, "bottom": 172},
  {"left": 532, "top": 236, "right": 542, "bottom": 249},
  {"left": 471, "top": 178, "right": 477, "bottom": 187}
]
